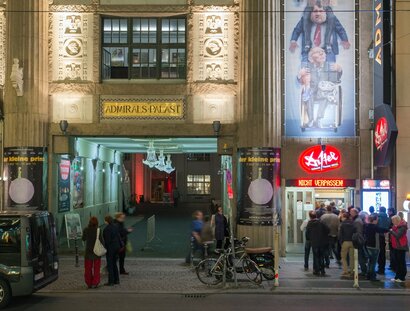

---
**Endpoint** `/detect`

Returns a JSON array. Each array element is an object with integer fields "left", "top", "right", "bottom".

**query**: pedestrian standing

[
  {"left": 103, "top": 215, "right": 121, "bottom": 286},
  {"left": 82, "top": 217, "right": 103, "bottom": 288},
  {"left": 364, "top": 214, "right": 384, "bottom": 281},
  {"left": 306, "top": 211, "right": 329, "bottom": 276},
  {"left": 376, "top": 206, "right": 391, "bottom": 275},
  {"left": 339, "top": 211, "right": 355, "bottom": 277},
  {"left": 300, "top": 215, "right": 310, "bottom": 271},
  {"left": 389, "top": 215, "right": 409, "bottom": 283},
  {"left": 350, "top": 208, "right": 368, "bottom": 276},
  {"left": 387, "top": 207, "right": 397, "bottom": 272},
  {"left": 321, "top": 205, "right": 341, "bottom": 267},
  {"left": 185, "top": 211, "right": 204, "bottom": 264},
  {"left": 212, "top": 205, "right": 229, "bottom": 249},
  {"left": 114, "top": 212, "right": 133, "bottom": 275},
  {"left": 173, "top": 187, "right": 181, "bottom": 208}
]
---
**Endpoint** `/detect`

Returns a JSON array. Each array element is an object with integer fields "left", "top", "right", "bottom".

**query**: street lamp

[
  {"left": 212, "top": 120, "right": 221, "bottom": 136},
  {"left": 59, "top": 120, "right": 69, "bottom": 135}
]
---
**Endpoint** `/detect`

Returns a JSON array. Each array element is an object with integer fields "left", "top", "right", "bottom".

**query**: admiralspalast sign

[{"left": 100, "top": 98, "right": 185, "bottom": 120}]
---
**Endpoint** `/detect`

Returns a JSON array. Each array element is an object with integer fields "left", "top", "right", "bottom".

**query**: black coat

[
  {"left": 103, "top": 223, "right": 121, "bottom": 253},
  {"left": 306, "top": 219, "right": 329, "bottom": 248},
  {"left": 114, "top": 220, "right": 129, "bottom": 245},
  {"left": 82, "top": 227, "right": 103, "bottom": 260},
  {"left": 339, "top": 220, "right": 355, "bottom": 243}
]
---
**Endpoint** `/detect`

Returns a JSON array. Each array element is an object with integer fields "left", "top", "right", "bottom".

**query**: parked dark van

[{"left": 0, "top": 211, "right": 58, "bottom": 308}]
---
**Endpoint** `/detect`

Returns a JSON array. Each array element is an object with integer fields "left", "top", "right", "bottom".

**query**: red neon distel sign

[
  {"left": 299, "top": 145, "right": 342, "bottom": 173},
  {"left": 374, "top": 117, "right": 388, "bottom": 151}
]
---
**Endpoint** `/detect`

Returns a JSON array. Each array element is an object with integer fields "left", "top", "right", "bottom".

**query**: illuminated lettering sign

[
  {"left": 362, "top": 179, "right": 390, "bottom": 190},
  {"left": 374, "top": 117, "right": 388, "bottom": 151},
  {"left": 286, "top": 179, "right": 356, "bottom": 188},
  {"left": 299, "top": 145, "right": 342, "bottom": 173},
  {"left": 374, "top": 1, "right": 382, "bottom": 66},
  {"left": 100, "top": 100, "right": 184, "bottom": 120}
]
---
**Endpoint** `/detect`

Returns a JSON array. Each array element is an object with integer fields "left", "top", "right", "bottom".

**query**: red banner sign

[
  {"left": 374, "top": 117, "right": 388, "bottom": 151},
  {"left": 299, "top": 145, "right": 342, "bottom": 173}
]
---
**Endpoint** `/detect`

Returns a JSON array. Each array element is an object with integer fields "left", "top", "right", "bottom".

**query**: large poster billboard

[
  {"left": 237, "top": 148, "right": 281, "bottom": 226},
  {"left": 3, "top": 147, "right": 47, "bottom": 210},
  {"left": 285, "top": 0, "right": 356, "bottom": 137},
  {"left": 58, "top": 158, "right": 71, "bottom": 213}
]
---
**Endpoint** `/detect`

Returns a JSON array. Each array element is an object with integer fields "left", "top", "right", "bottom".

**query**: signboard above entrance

[
  {"left": 299, "top": 145, "right": 342, "bottom": 174},
  {"left": 100, "top": 97, "right": 185, "bottom": 121},
  {"left": 286, "top": 179, "right": 356, "bottom": 188}
]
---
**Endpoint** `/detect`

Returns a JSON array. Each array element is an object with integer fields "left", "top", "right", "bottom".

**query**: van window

[{"left": 0, "top": 217, "right": 21, "bottom": 266}]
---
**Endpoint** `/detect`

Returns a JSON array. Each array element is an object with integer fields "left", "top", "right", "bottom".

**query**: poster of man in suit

[{"left": 285, "top": 0, "right": 355, "bottom": 137}]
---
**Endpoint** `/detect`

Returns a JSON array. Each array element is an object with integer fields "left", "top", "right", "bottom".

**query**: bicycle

[{"left": 195, "top": 239, "right": 262, "bottom": 286}]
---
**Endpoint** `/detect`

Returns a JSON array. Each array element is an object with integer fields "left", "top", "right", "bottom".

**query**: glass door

[{"left": 286, "top": 188, "right": 314, "bottom": 253}]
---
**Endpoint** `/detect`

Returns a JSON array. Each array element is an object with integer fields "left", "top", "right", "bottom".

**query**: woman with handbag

[
  {"left": 389, "top": 215, "right": 409, "bottom": 283},
  {"left": 82, "top": 216, "right": 104, "bottom": 288}
]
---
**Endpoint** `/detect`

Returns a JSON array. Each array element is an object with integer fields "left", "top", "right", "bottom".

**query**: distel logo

[
  {"left": 374, "top": 117, "right": 388, "bottom": 151},
  {"left": 299, "top": 145, "right": 341, "bottom": 173}
]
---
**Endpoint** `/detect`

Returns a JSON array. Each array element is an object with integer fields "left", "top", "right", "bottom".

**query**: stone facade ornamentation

[
  {"left": 193, "top": 12, "right": 235, "bottom": 82},
  {"left": 10, "top": 58, "right": 23, "bottom": 96},
  {"left": 0, "top": 11, "right": 5, "bottom": 87},
  {"left": 52, "top": 13, "right": 93, "bottom": 81}
]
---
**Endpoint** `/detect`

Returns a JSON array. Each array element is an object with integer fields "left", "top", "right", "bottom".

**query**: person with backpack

[
  {"left": 376, "top": 206, "right": 391, "bottom": 274},
  {"left": 339, "top": 211, "right": 355, "bottom": 277},
  {"left": 82, "top": 216, "right": 104, "bottom": 288},
  {"left": 103, "top": 215, "right": 121, "bottom": 286},
  {"left": 350, "top": 208, "right": 368, "bottom": 276},
  {"left": 389, "top": 215, "right": 409, "bottom": 283}
]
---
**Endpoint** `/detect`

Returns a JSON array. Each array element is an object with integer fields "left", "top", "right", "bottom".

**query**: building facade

[{"left": 0, "top": 0, "right": 403, "bottom": 254}]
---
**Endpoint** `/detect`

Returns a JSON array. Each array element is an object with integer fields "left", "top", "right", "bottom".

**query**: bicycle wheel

[
  {"left": 242, "top": 258, "right": 262, "bottom": 285},
  {"left": 196, "top": 258, "right": 223, "bottom": 286}
]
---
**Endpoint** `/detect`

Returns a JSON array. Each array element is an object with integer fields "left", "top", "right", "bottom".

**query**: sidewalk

[{"left": 40, "top": 256, "right": 410, "bottom": 295}]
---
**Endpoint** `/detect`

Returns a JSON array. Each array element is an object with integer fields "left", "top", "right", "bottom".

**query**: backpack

[{"left": 352, "top": 232, "right": 365, "bottom": 249}]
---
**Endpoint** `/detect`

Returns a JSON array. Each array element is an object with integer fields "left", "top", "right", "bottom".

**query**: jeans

[
  {"left": 366, "top": 247, "right": 380, "bottom": 280},
  {"left": 106, "top": 250, "right": 120, "bottom": 284},
  {"left": 84, "top": 258, "right": 101, "bottom": 287},
  {"left": 341, "top": 241, "right": 354, "bottom": 274},
  {"left": 377, "top": 234, "right": 386, "bottom": 272},
  {"left": 394, "top": 249, "right": 408, "bottom": 281},
  {"left": 358, "top": 245, "right": 368, "bottom": 274},
  {"left": 312, "top": 246, "right": 326, "bottom": 274},
  {"left": 304, "top": 240, "right": 312, "bottom": 269},
  {"left": 325, "top": 236, "right": 340, "bottom": 266},
  {"left": 119, "top": 249, "right": 126, "bottom": 273}
]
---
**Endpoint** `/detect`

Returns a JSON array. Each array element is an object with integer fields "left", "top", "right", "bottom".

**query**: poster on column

[
  {"left": 73, "top": 158, "right": 84, "bottom": 209},
  {"left": 237, "top": 148, "right": 281, "bottom": 226},
  {"left": 58, "top": 158, "right": 71, "bottom": 213},
  {"left": 284, "top": 0, "right": 356, "bottom": 137},
  {"left": 3, "top": 147, "right": 47, "bottom": 210}
]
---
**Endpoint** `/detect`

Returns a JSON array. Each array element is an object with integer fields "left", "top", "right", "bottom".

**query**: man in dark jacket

[
  {"left": 350, "top": 208, "right": 368, "bottom": 276},
  {"left": 364, "top": 214, "right": 385, "bottom": 281},
  {"left": 376, "top": 206, "right": 391, "bottom": 274},
  {"left": 114, "top": 212, "right": 133, "bottom": 275},
  {"left": 306, "top": 210, "right": 330, "bottom": 276},
  {"left": 103, "top": 215, "right": 121, "bottom": 286}
]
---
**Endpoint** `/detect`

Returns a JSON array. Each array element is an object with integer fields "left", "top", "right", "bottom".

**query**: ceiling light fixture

[
  {"left": 164, "top": 154, "right": 175, "bottom": 174},
  {"left": 142, "top": 141, "right": 158, "bottom": 168}
]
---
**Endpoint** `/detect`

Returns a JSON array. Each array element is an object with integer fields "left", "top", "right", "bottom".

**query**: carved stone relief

[
  {"left": 193, "top": 94, "right": 234, "bottom": 124},
  {"left": 52, "top": 13, "right": 93, "bottom": 81},
  {"left": 52, "top": 94, "right": 93, "bottom": 123},
  {"left": 193, "top": 12, "right": 235, "bottom": 82}
]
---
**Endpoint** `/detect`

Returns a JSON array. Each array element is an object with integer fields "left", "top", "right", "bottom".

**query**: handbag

[{"left": 93, "top": 228, "right": 107, "bottom": 257}]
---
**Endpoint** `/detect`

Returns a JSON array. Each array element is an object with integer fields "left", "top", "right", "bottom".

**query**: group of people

[
  {"left": 82, "top": 212, "right": 133, "bottom": 288},
  {"left": 302, "top": 203, "right": 409, "bottom": 282},
  {"left": 185, "top": 204, "right": 230, "bottom": 264}
]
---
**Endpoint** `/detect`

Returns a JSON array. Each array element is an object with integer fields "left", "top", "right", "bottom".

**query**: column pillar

[
  {"left": 4, "top": 0, "right": 49, "bottom": 147},
  {"left": 236, "top": 0, "right": 281, "bottom": 247}
]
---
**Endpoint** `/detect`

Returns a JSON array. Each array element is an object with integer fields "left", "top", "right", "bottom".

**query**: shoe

[
  {"left": 330, "top": 256, "right": 334, "bottom": 259},
  {"left": 395, "top": 279, "right": 405, "bottom": 283},
  {"left": 91, "top": 285, "right": 99, "bottom": 289},
  {"left": 320, "top": 271, "right": 326, "bottom": 276},
  {"left": 114, "top": 281, "right": 120, "bottom": 285},
  {"left": 390, "top": 278, "right": 398, "bottom": 282},
  {"left": 120, "top": 272, "right": 129, "bottom": 275},
  {"left": 376, "top": 270, "right": 385, "bottom": 275},
  {"left": 313, "top": 272, "right": 320, "bottom": 276},
  {"left": 325, "top": 265, "right": 330, "bottom": 269},
  {"left": 304, "top": 267, "right": 309, "bottom": 271},
  {"left": 104, "top": 283, "right": 114, "bottom": 286}
]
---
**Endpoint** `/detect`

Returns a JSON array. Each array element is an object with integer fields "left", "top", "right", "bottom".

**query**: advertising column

[
  {"left": 237, "top": 148, "right": 281, "bottom": 226},
  {"left": 3, "top": 147, "right": 47, "bottom": 210}
]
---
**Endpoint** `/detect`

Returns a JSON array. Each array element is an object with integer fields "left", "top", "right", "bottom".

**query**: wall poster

[
  {"left": 3, "top": 147, "right": 47, "bottom": 210},
  {"left": 58, "top": 158, "right": 71, "bottom": 213},
  {"left": 284, "top": 0, "right": 356, "bottom": 137},
  {"left": 73, "top": 158, "right": 84, "bottom": 209},
  {"left": 237, "top": 148, "right": 281, "bottom": 226}
]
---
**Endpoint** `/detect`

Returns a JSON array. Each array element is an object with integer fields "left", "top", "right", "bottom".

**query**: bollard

[
  {"left": 353, "top": 248, "right": 359, "bottom": 288},
  {"left": 273, "top": 228, "right": 280, "bottom": 287},
  {"left": 204, "top": 243, "right": 209, "bottom": 257},
  {"left": 190, "top": 238, "right": 194, "bottom": 268}
]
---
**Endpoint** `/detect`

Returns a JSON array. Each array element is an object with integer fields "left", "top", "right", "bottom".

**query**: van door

[{"left": 29, "top": 214, "right": 58, "bottom": 290}]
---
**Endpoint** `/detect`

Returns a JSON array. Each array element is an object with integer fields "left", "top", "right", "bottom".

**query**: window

[
  {"left": 0, "top": 217, "right": 21, "bottom": 266},
  {"left": 102, "top": 17, "right": 186, "bottom": 80},
  {"left": 187, "top": 175, "right": 211, "bottom": 195}
]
